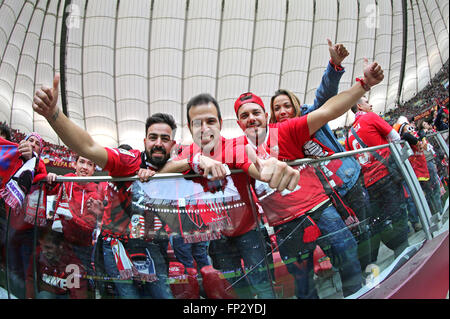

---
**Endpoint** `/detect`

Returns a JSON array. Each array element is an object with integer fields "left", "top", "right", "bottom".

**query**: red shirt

[
  {"left": 49, "top": 173, "right": 107, "bottom": 246},
  {"left": 345, "top": 112, "right": 392, "bottom": 187},
  {"left": 176, "top": 137, "right": 257, "bottom": 237},
  {"left": 303, "top": 137, "right": 344, "bottom": 189},
  {"left": 237, "top": 115, "right": 330, "bottom": 226},
  {"left": 26, "top": 245, "right": 87, "bottom": 299},
  {"left": 102, "top": 147, "right": 143, "bottom": 238},
  {"left": 102, "top": 147, "right": 164, "bottom": 241},
  {"left": 408, "top": 142, "right": 430, "bottom": 181}
]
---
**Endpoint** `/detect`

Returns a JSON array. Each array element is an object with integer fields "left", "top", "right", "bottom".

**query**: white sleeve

[{"left": 386, "top": 129, "right": 401, "bottom": 142}]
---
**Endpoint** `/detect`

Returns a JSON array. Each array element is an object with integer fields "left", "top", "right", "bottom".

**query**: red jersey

[
  {"left": 176, "top": 137, "right": 257, "bottom": 237},
  {"left": 408, "top": 142, "right": 430, "bottom": 181},
  {"left": 102, "top": 147, "right": 164, "bottom": 240},
  {"left": 237, "top": 115, "right": 330, "bottom": 226},
  {"left": 50, "top": 173, "right": 107, "bottom": 246},
  {"left": 102, "top": 147, "right": 149, "bottom": 239},
  {"left": 303, "top": 137, "right": 344, "bottom": 189},
  {"left": 26, "top": 244, "right": 88, "bottom": 299},
  {"left": 345, "top": 112, "right": 392, "bottom": 187}
]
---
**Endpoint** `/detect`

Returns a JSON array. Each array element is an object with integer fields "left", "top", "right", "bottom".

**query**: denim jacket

[{"left": 301, "top": 61, "right": 361, "bottom": 196}]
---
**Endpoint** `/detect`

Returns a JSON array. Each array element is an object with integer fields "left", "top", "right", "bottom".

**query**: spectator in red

[
  {"left": 46, "top": 154, "right": 107, "bottom": 297},
  {"left": 397, "top": 122, "right": 443, "bottom": 216},
  {"left": 26, "top": 229, "right": 88, "bottom": 299},
  {"left": 345, "top": 97, "right": 410, "bottom": 262},
  {"left": 4, "top": 132, "right": 52, "bottom": 298}
]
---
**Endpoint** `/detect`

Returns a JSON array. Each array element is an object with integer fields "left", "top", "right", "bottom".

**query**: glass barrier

[{"left": 0, "top": 131, "right": 448, "bottom": 299}]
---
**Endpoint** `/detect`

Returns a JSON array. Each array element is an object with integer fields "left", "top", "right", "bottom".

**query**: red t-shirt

[
  {"left": 237, "top": 115, "right": 330, "bottom": 226},
  {"left": 176, "top": 137, "right": 257, "bottom": 237},
  {"left": 26, "top": 245, "right": 88, "bottom": 299},
  {"left": 408, "top": 142, "right": 430, "bottom": 181},
  {"left": 345, "top": 112, "right": 392, "bottom": 187},
  {"left": 302, "top": 137, "right": 344, "bottom": 189}
]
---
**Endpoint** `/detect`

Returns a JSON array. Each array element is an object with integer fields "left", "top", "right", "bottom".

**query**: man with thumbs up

[{"left": 234, "top": 58, "right": 385, "bottom": 298}]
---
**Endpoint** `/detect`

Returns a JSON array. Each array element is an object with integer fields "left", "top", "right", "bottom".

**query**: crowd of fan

[
  {"left": 2, "top": 53, "right": 448, "bottom": 298},
  {"left": 1, "top": 124, "right": 77, "bottom": 167},
  {"left": 385, "top": 60, "right": 449, "bottom": 124}
]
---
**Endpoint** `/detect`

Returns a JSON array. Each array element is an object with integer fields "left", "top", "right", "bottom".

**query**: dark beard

[{"left": 147, "top": 147, "right": 169, "bottom": 169}]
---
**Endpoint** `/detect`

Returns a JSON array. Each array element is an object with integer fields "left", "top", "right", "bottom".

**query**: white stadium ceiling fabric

[{"left": 0, "top": 0, "right": 448, "bottom": 150}]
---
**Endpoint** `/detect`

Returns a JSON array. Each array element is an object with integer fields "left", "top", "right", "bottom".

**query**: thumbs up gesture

[
  {"left": 327, "top": 38, "right": 349, "bottom": 66},
  {"left": 246, "top": 144, "right": 299, "bottom": 192},
  {"left": 33, "top": 73, "right": 60, "bottom": 122},
  {"left": 362, "top": 57, "right": 384, "bottom": 88}
]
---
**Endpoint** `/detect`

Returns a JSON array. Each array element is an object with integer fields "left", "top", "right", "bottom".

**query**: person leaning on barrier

[
  {"left": 44, "top": 154, "right": 107, "bottom": 298},
  {"left": 233, "top": 58, "right": 384, "bottom": 298},
  {"left": 417, "top": 121, "right": 445, "bottom": 212},
  {"left": 159, "top": 93, "right": 301, "bottom": 299},
  {"left": 345, "top": 97, "right": 410, "bottom": 261},
  {"left": 272, "top": 48, "right": 376, "bottom": 273},
  {"left": 396, "top": 122, "right": 443, "bottom": 216},
  {"left": 32, "top": 77, "right": 174, "bottom": 299}
]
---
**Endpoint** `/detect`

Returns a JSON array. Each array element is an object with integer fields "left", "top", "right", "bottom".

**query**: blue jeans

[
  {"left": 170, "top": 235, "right": 210, "bottom": 270},
  {"left": 274, "top": 216, "right": 318, "bottom": 299},
  {"left": 342, "top": 176, "right": 374, "bottom": 271},
  {"left": 367, "top": 177, "right": 409, "bottom": 259},
  {"left": 102, "top": 239, "right": 173, "bottom": 299},
  {"left": 208, "top": 229, "right": 275, "bottom": 299},
  {"left": 315, "top": 205, "right": 362, "bottom": 297},
  {"left": 403, "top": 183, "right": 420, "bottom": 225},
  {"left": 423, "top": 160, "right": 443, "bottom": 215}
]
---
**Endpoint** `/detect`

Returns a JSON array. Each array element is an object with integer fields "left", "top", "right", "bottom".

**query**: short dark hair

[
  {"left": 145, "top": 113, "right": 177, "bottom": 138},
  {"left": 0, "top": 122, "right": 11, "bottom": 141},
  {"left": 186, "top": 93, "right": 222, "bottom": 126},
  {"left": 39, "top": 228, "right": 64, "bottom": 247},
  {"left": 118, "top": 144, "right": 133, "bottom": 151}
]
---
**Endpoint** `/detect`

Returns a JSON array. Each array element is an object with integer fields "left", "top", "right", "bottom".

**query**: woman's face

[{"left": 272, "top": 94, "right": 295, "bottom": 123}]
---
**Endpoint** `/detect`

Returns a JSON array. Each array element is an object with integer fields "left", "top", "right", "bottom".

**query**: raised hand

[
  {"left": 18, "top": 140, "right": 33, "bottom": 160},
  {"left": 327, "top": 38, "right": 349, "bottom": 66},
  {"left": 33, "top": 73, "right": 60, "bottom": 121},
  {"left": 362, "top": 57, "right": 384, "bottom": 87}
]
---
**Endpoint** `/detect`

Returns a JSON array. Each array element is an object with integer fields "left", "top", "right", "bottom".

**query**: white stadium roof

[{"left": 0, "top": 0, "right": 448, "bottom": 150}]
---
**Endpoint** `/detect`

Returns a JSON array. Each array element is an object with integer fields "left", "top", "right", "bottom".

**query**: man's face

[
  {"left": 27, "top": 136, "right": 41, "bottom": 154},
  {"left": 74, "top": 156, "right": 96, "bottom": 177},
  {"left": 236, "top": 103, "right": 268, "bottom": 143},
  {"left": 144, "top": 123, "right": 175, "bottom": 168},
  {"left": 272, "top": 94, "right": 295, "bottom": 123},
  {"left": 358, "top": 97, "right": 373, "bottom": 113},
  {"left": 40, "top": 240, "right": 61, "bottom": 263},
  {"left": 188, "top": 103, "right": 222, "bottom": 153}
]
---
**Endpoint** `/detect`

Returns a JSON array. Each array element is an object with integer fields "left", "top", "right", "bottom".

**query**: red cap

[{"left": 234, "top": 92, "right": 265, "bottom": 115}]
